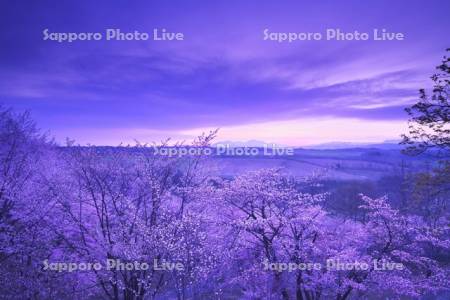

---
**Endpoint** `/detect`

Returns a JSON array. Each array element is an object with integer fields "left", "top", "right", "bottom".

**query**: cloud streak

[{"left": 1, "top": 0, "right": 449, "bottom": 145}]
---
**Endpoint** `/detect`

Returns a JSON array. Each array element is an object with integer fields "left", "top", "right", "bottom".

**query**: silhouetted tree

[{"left": 401, "top": 49, "right": 450, "bottom": 156}]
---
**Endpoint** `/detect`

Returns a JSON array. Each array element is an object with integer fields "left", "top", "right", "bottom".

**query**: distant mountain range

[
  {"left": 214, "top": 140, "right": 403, "bottom": 150},
  {"left": 302, "top": 140, "right": 403, "bottom": 150},
  {"left": 213, "top": 140, "right": 288, "bottom": 148}
]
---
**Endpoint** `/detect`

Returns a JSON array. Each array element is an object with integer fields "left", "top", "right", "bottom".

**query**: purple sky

[{"left": 1, "top": 0, "right": 449, "bottom": 145}]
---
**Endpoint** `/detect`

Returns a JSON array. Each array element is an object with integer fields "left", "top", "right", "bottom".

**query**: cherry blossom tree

[{"left": 0, "top": 106, "right": 448, "bottom": 299}]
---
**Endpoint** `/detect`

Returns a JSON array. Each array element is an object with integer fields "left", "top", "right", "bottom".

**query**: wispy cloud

[{"left": 1, "top": 0, "right": 449, "bottom": 145}]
